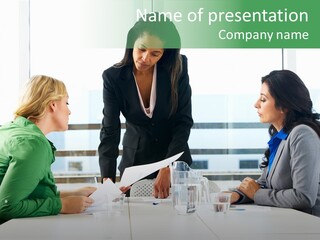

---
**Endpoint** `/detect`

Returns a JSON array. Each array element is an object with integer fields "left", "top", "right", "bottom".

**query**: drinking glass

[{"left": 210, "top": 192, "right": 232, "bottom": 214}]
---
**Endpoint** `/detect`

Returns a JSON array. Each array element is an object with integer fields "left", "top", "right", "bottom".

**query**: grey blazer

[{"left": 238, "top": 124, "right": 320, "bottom": 217}]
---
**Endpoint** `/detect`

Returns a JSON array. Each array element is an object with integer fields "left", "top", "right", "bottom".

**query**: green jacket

[{"left": 0, "top": 117, "right": 62, "bottom": 223}]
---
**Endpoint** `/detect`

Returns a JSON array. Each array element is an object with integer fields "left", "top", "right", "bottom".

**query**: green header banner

[
  {"left": 97, "top": 0, "right": 320, "bottom": 48},
  {"left": 165, "top": 0, "right": 320, "bottom": 48},
  {"left": 152, "top": 0, "right": 320, "bottom": 48}
]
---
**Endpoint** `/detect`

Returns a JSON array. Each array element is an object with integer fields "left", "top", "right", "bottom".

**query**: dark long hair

[
  {"left": 115, "top": 12, "right": 182, "bottom": 115},
  {"left": 260, "top": 70, "right": 320, "bottom": 168}
]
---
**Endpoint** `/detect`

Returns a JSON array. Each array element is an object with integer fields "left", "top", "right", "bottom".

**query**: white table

[
  {"left": 197, "top": 204, "right": 320, "bottom": 240},
  {"left": 1, "top": 184, "right": 320, "bottom": 240},
  {"left": 0, "top": 203, "right": 131, "bottom": 240},
  {"left": 128, "top": 199, "right": 320, "bottom": 240}
]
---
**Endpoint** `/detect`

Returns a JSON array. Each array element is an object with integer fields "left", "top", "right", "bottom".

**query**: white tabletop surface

[{"left": 1, "top": 182, "right": 320, "bottom": 240}]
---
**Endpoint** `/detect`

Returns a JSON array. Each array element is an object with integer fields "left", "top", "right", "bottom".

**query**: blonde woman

[{"left": 0, "top": 75, "right": 96, "bottom": 224}]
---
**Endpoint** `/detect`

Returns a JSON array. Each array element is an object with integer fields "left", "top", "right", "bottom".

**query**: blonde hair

[{"left": 15, "top": 75, "right": 68, "bottom": 121}]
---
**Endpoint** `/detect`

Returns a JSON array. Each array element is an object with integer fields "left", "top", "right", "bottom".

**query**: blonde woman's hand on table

[
  {"left": 60, "top": 195, "right": 94, "bottom": 214},
  {"left": 60, "top": 186, "right": 97, "bottom": 198},
  {"left": 75, "top": 186, "right": 97, "bottom": 196}
]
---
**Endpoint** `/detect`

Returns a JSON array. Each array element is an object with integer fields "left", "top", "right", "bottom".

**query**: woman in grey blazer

[
  {"left": 232, "top": 70, "right": 320, "bottom": 217},
  {"left": 98, "top": 13, "right": 193, "bottom": 198}
]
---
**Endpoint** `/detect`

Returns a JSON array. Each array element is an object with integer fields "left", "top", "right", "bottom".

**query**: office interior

[{"left": 1, "top": 0, "right": 320, "bottom": 183}]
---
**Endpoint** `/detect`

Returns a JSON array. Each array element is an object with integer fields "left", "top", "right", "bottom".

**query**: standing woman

[
  {"left": 98, "top": 12, "right": 193, "bottom": 198},
  {"left": 0, "top": 75, "right": 96, "bottom": 224},
  {"left": 232, "top": 70, "right": 320, "bottom": 217}
]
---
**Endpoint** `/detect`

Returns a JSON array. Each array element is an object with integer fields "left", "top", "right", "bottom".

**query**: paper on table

[
  {"left": 89, "top": 178, "right": 122, "bottom": 207},
  {"left": 128, "top": 197, "right": 172, "bottom": 203},
  {"left": 119, "top": 151, "right": 184, "bottom": 187}
]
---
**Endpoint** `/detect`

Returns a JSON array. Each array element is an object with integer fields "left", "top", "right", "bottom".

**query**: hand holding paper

[
  {"left": 119, "top": 152, "right": 183, "bottom": 187},
  {"left": 89, "top": 178, "right": 122, "bottom": 207}
]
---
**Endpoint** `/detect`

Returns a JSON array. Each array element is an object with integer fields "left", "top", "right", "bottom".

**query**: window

[
  {"left": 239, "top": 160, "right": 259, "bottom": 170},
  {"left": 0, "top": 0, "right": 21, "bottom": 124}
]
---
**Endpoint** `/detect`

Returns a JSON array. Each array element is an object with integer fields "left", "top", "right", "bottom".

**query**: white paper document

[
  {"left": 119, "top": 151, "right": 184, "bottom": 187},
  {"left": 89, "top": 178, "right": 122, "bottom": 207}
]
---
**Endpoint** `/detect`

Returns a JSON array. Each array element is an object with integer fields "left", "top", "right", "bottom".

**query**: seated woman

[
  {"left": 0, "top": 75, "right": 96, "bottom": 224},
  {"left": 231, "top": 70, "right": 320, "bottom": 217}
]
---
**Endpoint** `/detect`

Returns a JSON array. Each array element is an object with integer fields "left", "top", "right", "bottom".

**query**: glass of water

[{"left": 210, "top": 192, "right": 232, "bottom": 214}]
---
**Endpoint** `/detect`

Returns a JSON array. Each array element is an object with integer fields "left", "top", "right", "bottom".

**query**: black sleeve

[{"left": 98, "top": 69, "right": 121, "bottom": 182}]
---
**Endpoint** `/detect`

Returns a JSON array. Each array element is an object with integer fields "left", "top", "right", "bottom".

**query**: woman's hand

[
  {"left": 119, "top": 185, "right": 131, "bottom": 193},
  {"left": 103, "top": 177, "right": 131, "bottom": 194},
  {"left": 238, "top": 177, "right": 260, "bottom": 200},
  {"left": 74, "top": 186, "right": 97, "bottom": 197},
  {"left": 230, "top": 191, "right": 241, "bottom": 203},
  {"left": 60, "top": 196, "right": 94, "bottom": 214},
  {"left": 153, "top": 167, "right": 171, "bottom": 199},
  {"left": 60, "top": 186, "right": 97, "bottom": 198}
]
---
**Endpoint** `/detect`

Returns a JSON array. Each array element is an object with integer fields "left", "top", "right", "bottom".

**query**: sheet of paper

[
  {"left": 128, "top": 197, "right": 172, "bottom": 203},
  {"left": 89, "top": 178, "right": 122, "bottom": 207},
  {"left": 119, "top": 151, "right": 184, "bottom": 187}
]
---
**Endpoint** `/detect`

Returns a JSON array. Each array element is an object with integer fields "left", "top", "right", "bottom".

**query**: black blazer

[{"left": 98, "top": 55, "right": 193, "bottom": 181}]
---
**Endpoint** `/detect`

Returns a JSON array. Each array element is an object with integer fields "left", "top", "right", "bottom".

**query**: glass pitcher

[{"left": 170, "top": 161, "right": 209, "bottom": 214}]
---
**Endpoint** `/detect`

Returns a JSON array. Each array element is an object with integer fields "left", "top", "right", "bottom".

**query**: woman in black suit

[{"left": 98, "top": 13, "right": 193, "bottom": 199}]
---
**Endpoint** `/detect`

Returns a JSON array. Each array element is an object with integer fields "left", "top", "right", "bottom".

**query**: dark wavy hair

[
  {"left": 115, "top": 12, "right": 182, "bottom": 115},
  {"left": 260, "top": 70, "right": 320, "bottom": 169}
]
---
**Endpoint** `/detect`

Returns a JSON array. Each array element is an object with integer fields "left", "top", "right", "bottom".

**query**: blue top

[{"left": 267, "top": 128, "right": 288, "bottom": 172}]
